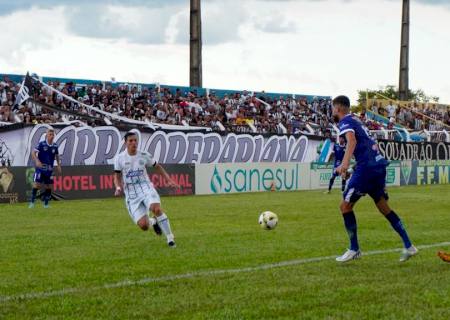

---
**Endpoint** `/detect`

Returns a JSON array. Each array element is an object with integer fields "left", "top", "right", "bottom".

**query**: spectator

[
  {"left": 386, "top": 101, "right": 397, "bottom": 118},
  {"left": 3, "top": 74, "right": 449, "bottom": 141}
]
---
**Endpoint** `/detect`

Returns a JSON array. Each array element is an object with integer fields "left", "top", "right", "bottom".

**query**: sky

[{"left": 0, "top": 0, "right": 449, "bottom": 103}]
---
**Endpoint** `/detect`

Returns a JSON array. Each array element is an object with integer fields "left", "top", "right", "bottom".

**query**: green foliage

[
  {"left": 358, "top": 85, "right": 440, "bottom": 105},
  {"left": 351, "top": 105, "right": 362, "bottom": 113},
  {"left": 1, "top": 186, "right": 450, "bottom": 319}
]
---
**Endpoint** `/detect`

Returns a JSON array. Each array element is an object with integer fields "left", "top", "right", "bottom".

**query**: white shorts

[{"left": 124, "top": 190, "right": 161, "bottom": 224}]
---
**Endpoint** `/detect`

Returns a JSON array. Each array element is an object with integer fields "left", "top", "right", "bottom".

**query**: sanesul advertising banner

[
  {"left": 195, "top": 162, "right": 311, "bottom": 195},
  {"left": 1, "top": 124, "right": 328, "bottom": 166},
  {"left": 0, "top": 164, "right": 195, "bottom": 203}
]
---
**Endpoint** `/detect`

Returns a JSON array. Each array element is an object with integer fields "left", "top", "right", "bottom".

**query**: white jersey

[{"left": 114, "top": 150, "right": 157, "bottom": 200}]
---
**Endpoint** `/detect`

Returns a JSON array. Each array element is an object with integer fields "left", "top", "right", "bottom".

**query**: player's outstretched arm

[
  {"left": 114, "top": 172, "right": 123, "bottom": 196},
  {"left": 155, "top": 164, "right": 179, "bottom": 188},
  {"left": 337, "top": 131, "right": 356, "bottom": 178}
]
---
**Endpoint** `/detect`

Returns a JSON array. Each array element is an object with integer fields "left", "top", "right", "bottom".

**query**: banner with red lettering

[{"left": 0, "top": 164, "right": 195, "bottom": 203}]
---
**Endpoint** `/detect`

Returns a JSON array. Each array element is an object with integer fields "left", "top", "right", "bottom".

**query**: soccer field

[{"left": 1, "top": 185, "right": 449, "bottom": 319}]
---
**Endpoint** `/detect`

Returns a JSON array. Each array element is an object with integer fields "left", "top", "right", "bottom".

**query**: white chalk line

[{"left": 1, "top": 241, "right": 449, "bottom": 303}]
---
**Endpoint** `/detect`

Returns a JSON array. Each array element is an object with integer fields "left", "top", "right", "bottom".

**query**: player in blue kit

[
  {"left": 332, "top": 96, "right": 418, "bottom": 263},
  {"left": 325, "top": 136, "right": 347, "bottom": 194},
  {"left": 29, "top": 127, "right": 61, "bottom": 208}
]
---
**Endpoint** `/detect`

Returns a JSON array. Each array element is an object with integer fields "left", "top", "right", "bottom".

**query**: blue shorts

[
  {"left": 343, "top": 165, "right": 388, "bottom": 203},
  {"left": 332, "top": 167, "right": 340, "bottom": 178},
  {"left": 33, "top": 170, "right": 54, "bottom": 185}
]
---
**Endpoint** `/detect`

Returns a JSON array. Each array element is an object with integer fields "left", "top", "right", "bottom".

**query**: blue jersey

[
  {"left": 34, "top": 140, "right": 59, "bottom": 172},
  {"left": 333, "top": 143, "right": 345, "bottom": 168},
  {"left": 338, "top": 114, "right": 388, "bottom": 168}
]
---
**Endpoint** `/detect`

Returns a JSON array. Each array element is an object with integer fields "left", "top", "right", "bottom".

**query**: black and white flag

[{"left": 13, "top": 72, "right": 34, "bottom": 109}]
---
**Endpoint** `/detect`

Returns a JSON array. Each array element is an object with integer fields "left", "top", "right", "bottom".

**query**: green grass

[{"left": 1, "top": 185, "right": 450, "bottom": 319}]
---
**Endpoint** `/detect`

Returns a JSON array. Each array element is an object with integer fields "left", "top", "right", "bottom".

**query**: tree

[{"left": 357, "top": 85, "right": 439, "bottom": 105}]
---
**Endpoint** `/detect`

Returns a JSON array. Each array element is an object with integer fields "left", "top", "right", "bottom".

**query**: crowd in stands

[
  {"left": 1, "top": 75, "right": 449, "bottom": 138},
  {"left": 371, "top": 101, "right": 450, "bottom": 131},
  {"left": 1, "top": 75, "right": 336, "bottom": 135}
]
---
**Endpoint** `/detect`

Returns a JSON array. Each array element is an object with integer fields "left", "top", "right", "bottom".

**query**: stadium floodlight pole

[
  {"left": 398, "top": 0, "right": 410, "bottom": 101},
  {"left": 190, "top": 0, "right": 203, "bottom": 87}
]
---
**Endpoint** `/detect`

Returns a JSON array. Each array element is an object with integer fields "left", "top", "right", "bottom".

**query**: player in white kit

[{"left": 114, "top": 131, "right": 179, "bottom": 247}]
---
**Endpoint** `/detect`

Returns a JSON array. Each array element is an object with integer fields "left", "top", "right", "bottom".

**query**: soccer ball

[{"left": 259, "top": 211, "right": 278, "bottom": 230}]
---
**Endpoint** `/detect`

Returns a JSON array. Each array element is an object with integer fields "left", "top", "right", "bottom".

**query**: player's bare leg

[
  {"left": 375, "top": 197, "right": 417, "bottom": 262},
  {"left": 151, "top": 203, "right": 175, "bottom": 247},
  {"left": 336, "top": 200, "right": 361, "bottom": 262},
  {"left": 137, "top": 215, "right": 150, "bottom": 231}
]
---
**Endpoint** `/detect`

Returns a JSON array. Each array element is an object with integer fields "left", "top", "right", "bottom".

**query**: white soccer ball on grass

[{"left": 258, "top": 211, "right": 278, "bottom": 230}]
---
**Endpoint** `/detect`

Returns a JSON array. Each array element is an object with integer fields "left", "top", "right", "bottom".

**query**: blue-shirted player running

[
  {"left": 332, "top": 96, "right": 418, "bottom": 263},
  {"left": 29, "top": 127, "right": 61, "bottom": 208},
  {"left": 325, "top": 136, "right": 347, "bottom": 194}
]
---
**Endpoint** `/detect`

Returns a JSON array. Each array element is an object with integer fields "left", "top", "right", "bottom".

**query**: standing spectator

[
  {"left": 414, "top": 115, "right": 423, "bottom": 131},
  {"left": 386, "top": 101, "right": 397, "bottom": 118},
  {"left": 372, "top": 101, "right": 379, "bottom": 114},
  {"left": 397, "top": 107, "right": 406, "bottom": 125}
]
